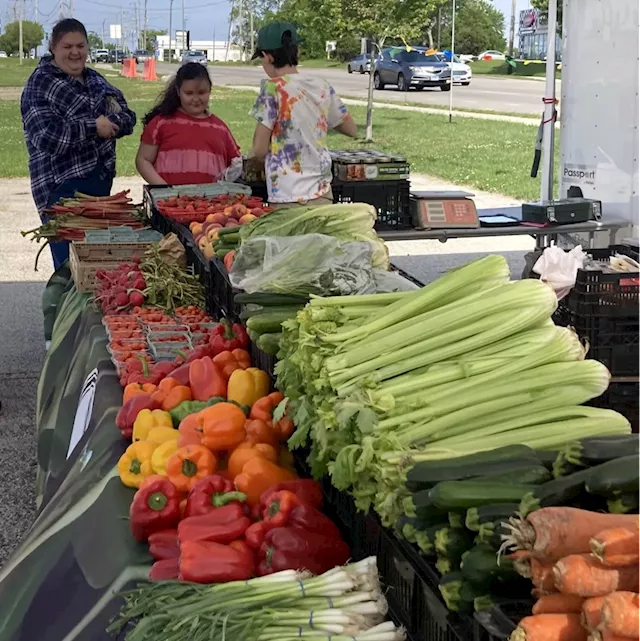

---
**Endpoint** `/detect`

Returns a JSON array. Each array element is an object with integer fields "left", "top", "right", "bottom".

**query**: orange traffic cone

[
  {"left": 129, "top": 58, "right": 137, "bottom": 78},
  {"left": 144, "top": 57, "right": 158, "bottom": 81}
]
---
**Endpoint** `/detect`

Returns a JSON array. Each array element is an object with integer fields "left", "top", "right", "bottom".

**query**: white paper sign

[
  {"left": 109, "top": 24, "right": 122, "bottom": 40},
  {"left": 67, "top": 368, "right": 98, "bottom": 460}
]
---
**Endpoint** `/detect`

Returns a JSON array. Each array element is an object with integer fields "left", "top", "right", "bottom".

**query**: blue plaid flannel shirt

[{"left": 21, "top": 56, "right": 137, "bottom": 212}]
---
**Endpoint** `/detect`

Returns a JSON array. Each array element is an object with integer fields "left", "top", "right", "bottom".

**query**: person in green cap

[{"left": 247, "top": 21, "right": 357, "bottom": 207}]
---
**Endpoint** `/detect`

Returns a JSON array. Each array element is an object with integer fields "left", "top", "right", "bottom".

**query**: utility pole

[
  {"left": 102, "top": 18, "right": 106, "bottom": 47},
  {"left": 168, "top": 0, "right": 173, "bottom": 61},
  {"left": 18, "top": 0, "right": 23, "bottom": 64},
  {"left": 249, "top": 3, "right": 254, "bottom": 57},
  {"left": 34, "top": 0, "right": 39, "bottom": 56},
  {"left": 238, "top": 0, "right": 243, "bottom": 60},
  {"left": 436, "top": 6, "right": 441, "bottom": 49},
  {"left": 120, "top": 7, "right": 125, "bottom": 54},
  {"left": 69, "top": 0, "right": 73, "bottom": 15},
  {"left": 508, "top": 0, "right": 516, "bottom": 74},
  {"left": 181, "top": 0, "right": 185, "bottom": 54},
  {"left": 143, "top": 0, "right": 147, "bottom": 51}
]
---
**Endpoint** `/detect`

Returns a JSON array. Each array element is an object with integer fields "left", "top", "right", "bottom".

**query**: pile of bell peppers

[{"left": 130, "top": 474, "right": 350, "bottom": 583}]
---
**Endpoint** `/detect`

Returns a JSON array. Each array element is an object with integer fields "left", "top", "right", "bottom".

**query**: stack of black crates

[{"left": 553, "top": 245, "right": 639, "bottom": 431}]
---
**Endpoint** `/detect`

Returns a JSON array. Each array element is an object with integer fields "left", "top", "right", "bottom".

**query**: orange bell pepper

[
  {"left": 249, "top": 392, "right": 294, "bottom": 442},
  {"left": 152, "top": 377, "right": 192, "bottom": 412},
  {"left": 200, "top": 403, "right": 247, "bottom": 451},
  {"left": 212, "top": 349, "right": 251, "bottom": 380},
  {"left": 178, "top": 412, "right": 204, "bottom": 447},
  {"left": 234, "top": 457, "right": 296, "bottom": 506},
  {"left": 228, "top": 442, "right": 278, "bottom": 479},
  {"left": 245, "top": 418, "right": 278, "bottom": 448},
  {"left": 123, "top": 382, "right": 157, "bottom": 404},
  {"left": 166, "top": 444, "right": 217, "bottom": 493}
]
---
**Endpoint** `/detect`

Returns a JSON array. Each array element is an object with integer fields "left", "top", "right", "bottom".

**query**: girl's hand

[{"left": 96, "top": 115, "right": 119, "bottom": 138}]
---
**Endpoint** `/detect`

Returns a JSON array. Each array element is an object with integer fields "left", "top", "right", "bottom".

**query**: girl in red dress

[{"left": 136, "top": 62, "right": 241, "bottom": 185}]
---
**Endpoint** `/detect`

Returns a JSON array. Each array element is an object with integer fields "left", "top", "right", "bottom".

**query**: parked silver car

[
  {"left": 347, "top": 53, "right": 371, "bottom": 74},
  {"left": 182, "top": 50, "right": 208, "bottom": 65}
]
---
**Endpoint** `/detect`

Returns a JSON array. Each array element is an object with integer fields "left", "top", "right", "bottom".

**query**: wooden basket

[{"left": 70, "top": 242, "right": 152, "bottom": 292}]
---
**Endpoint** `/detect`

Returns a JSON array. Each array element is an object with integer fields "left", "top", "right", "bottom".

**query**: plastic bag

[
  {"left": 374, "top": 269, "right": 420, "bottom": 292},
  {"left": 224, "top": 156, "right": 243, "bottom": 183},
  {"left": 533, "top": 245, "right": 587, "bottom": 300},
  {"left": 229, "top": 234, "right": 378, "bottom": 296}
]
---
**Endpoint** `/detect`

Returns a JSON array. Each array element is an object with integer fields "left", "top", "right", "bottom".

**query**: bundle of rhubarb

[
  {"left": 109, "top": 557, "right": 405, "bottom": 641},
  {"left": 504, "top": 507, "right": 639, "bottom": 641},
  {"left": 23, "top": 191, "right": 145, "bottom": 242}
]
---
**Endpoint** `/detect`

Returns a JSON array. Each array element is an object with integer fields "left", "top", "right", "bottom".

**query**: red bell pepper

[
  {"left": 245, "top": 520, "right": 272, "bottom": 550},
  {"left": 209, "top": 321, "right": 250, "bottom": 356},
  {"left": 148, "top": 529, "right": 180, "bottom": 560},
  {"left": 129, "top": 476, "right": 181, "bottom": 542},
  {"left": 170, "top": 361, "right": 192, "bottom": 387},
  {"left": 259, "top": 480, "right": 323, "bottom": 512},
  {"left": 189, "top": 356, "right": 226, "bottom": 401},
  {"left": 184, "top": 474, "right": 247, "bottom": 518},
  {"left": 150, "top": 361, "right": 177, "bottom": 380},
  {"left": 261, "top": 490, "right": 301, "bottom": 527},
  {"left": 179, "top": 540, "right": 254, "bottom": 583},
  {"left": 257, "top": 527, "right": 350, "bottom": 576},
  {"left": 178, "top": 510, "right": 250, "bottom": 544},
  {"left": 116, "top": 395, "right": 162, "bottom": 440},
  {"left": 149, "top": 557, "right": 180, "bottom": 581}
]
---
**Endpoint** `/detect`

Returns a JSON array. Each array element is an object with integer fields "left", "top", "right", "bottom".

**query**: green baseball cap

[{"left": 252, "top": 22, "right": 302, "bottom": 59}]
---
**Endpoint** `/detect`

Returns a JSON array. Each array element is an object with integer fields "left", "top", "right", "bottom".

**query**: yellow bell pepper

[
  {"left": 132, "top": 409, "right": 174, "bottom": 442},
  {"left": 118, "top": 441, "right": 157, "bottom": 488},
  {"left": 151, "top": 440, "right": 179, "bottom": 476},
  {"left": 147, "top": 426, "right": 180, "bottom": 446},
  {"left": 227, "top": 367, "right": 270, "bottom": 407}
]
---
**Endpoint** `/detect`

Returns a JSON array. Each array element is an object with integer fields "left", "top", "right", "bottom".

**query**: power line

[{"left": 80, "top": 0, "right": 227, "bottom": 12}]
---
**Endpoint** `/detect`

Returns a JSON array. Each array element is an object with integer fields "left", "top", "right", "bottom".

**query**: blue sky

[{"left": 5, "top": 0, "right": 532, "bottom": 46}]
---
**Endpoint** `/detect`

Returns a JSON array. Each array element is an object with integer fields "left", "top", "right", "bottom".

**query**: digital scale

[{"left": 410, "top": 191, "right": 479, "bottom": 229}]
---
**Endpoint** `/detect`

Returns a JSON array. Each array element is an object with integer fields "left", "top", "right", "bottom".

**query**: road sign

[
  {"left": 325, "top": 40, "right": 336, "bottom": 52},
  {"left": 109, "top": 24, "right": 121, "bottom": 39}
]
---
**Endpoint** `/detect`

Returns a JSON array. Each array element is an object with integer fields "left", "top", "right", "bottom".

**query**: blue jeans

[{"left": 42, "top": 167, "right": 114, "bottom": 270}]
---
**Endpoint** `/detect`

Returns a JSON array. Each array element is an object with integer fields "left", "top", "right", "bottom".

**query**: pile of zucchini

[
  {"left": 235, "top": 292, "right": 308, "bottom": 356},
  {"left": 399, "top": 436, "right": 639, "bottom": 614}
]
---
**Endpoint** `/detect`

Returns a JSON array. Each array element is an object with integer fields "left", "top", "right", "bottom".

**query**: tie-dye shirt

[{"left": 250, "top": 74, "right": 348, "bottom": 203}]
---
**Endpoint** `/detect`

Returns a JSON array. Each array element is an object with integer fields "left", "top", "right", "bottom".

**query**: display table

[{"left": 378, "top": 214, "right": 629, "bottom": 249}]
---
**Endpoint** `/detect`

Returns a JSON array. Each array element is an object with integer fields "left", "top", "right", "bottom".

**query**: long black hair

[
  {"left": 262, "top": 30, "right": 298, "bottom": 68},
  {"left": 49, "top": 18, "right": 88, "bottom": 52},
  {"left": 143, "top": 62, "right": 212, "bottom": 125}
]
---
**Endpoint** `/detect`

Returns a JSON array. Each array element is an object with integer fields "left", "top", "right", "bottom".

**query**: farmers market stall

[{"left": 3, "top": 179, "right": 639, "bottom": 641}]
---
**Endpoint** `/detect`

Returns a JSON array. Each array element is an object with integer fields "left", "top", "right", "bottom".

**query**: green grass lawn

[
  {"left": 470, "top": 59, "right": 561, "bottom": 79},
  {"left": 0, "top": 58, "right": 39, "bottom": 87},
  {"left": 0, "top": 73, "right": 554, "bottom": 201}
]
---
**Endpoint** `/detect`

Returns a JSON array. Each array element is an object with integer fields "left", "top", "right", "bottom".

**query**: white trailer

[{"left": 551, "top": 0, "right": 638, "bottom": 244}]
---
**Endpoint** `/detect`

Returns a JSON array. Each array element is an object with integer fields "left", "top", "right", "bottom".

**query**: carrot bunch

[{"left": 507, "top": 508, "right": 639, "bottom": 641}]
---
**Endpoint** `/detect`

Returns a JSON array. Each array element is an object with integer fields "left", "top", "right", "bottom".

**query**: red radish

[
  {"left": 114, "top": 292, "right": 129, "bottom": 307},
  {"left": 129, "top": 291, "right": 145, "bottom": 306},
  {"left": 131, "top": 278, "right": 146, "bottom": 290}
]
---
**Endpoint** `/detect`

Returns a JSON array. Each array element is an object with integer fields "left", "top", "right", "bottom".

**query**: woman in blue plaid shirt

[{"left": 21, "top": 19, "right": 137, "bottom": 269}]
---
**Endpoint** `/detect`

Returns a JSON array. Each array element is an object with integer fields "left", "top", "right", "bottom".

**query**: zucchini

[
  {"left": 394, "top": 515, "right": 419, "bottom": 543},
  {"left": 240, "top": 305, "right": 302, "bottom": 321},
  {"left": 448, "top": 512, "right": 464, "bottom": 528},
  {"left": 256, "top": 332, "right": 282, "bottom": 356},
  {"left": 429, "top": 481, "right": 537, "bottom": 511},
  {"left": 563, "top": 435, "right": 639, "bottom": 468},
  {"left": 434, "top": 527, "right": 473, "bottom": 566},
  {"left": 586, "top": 454, "right": 639, "bottom": 496},
  {"left": 518, "top": 467, "right": 592, "bottom": 515},
  {"left": 438, "top": 573, "right": 484, "bottom": 613},
  {"left": 481, "top": 465, "right": 551, "bottom": 486},
  {"left": 476, "top": 520, "right": 511, "bottom": 549},
  {"left": 217, "top": 226, "right": 241, "bottom": 238},
  {"left": 535, "top": 449, "right": 561, "bottom": 471},
  {"left": 460, "top": 544, "right": 517, "bottom": 589},
  {"left": 607, "top": 492, "right": 639, "bottom": 514},
  {"left": 415, "top": 522, "right": 449, "bottom": 556},
  {"left": 406, "top": 445, "right": 539, "bottom": 491},
  {"left": 234, "top": 292, "right": 309, "bottom": 306},
  {"left": 552, "top": 452, "right": 585, "bottom": 479},
  {"left": 246, "top": 311, "right": 299, "bottom": 335},
  {"left": 465, "top": 503, "right": 520, "bottom": 532},
  {"left": 247, "top": 328, "right": 260, "bottom": 343}
]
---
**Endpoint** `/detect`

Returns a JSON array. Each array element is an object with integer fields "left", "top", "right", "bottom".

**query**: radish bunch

[{"left": 94, "top": 260, "right": 147, "bottom": 314}]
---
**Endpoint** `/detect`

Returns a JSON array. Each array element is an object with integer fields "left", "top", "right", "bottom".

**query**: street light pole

[
  {"left": 508, "top": 0, "right": 516, "bottom": 74},
  {"left": 18, "top": 0, "right": 23, "bottom": 64},
  {"left": 168, "top": 0, "right": 173, "bottom": 61},
  {"left": 181, "top": 0, "right": 185, "bottom": 54}
]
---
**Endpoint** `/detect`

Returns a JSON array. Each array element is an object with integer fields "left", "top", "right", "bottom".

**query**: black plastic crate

[
  {"left": 331, "top": 178, "right": 412, "bottom": 231},
  {"left": 249, "top": 340, "right": 277, "bottom": 385},
  {"left": 473, "top": 606, "right": 520, "bottom": 641},
  {"left": 589, "top": 381, "right": 639, "bottom": 433},
  {"left": 209, "top": 259, "right": 242, "bottom": 321},
  {"left": 562, "top": 245, "right": 639, "bottom": 317}
]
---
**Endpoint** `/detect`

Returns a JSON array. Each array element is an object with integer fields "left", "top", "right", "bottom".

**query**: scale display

[{"left": 412, "top": 198, "right": 479, "bottom": 229}]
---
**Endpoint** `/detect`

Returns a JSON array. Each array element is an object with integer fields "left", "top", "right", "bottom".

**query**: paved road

[{"left": 156, "top": 62, "right": 559, "bottom": 115}]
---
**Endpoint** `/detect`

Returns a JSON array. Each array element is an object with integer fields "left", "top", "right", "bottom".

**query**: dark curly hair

[{"left": 143, "top": 62, "right": 212, "bottom": 125}]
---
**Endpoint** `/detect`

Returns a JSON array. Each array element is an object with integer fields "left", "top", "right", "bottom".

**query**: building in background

[
  {"left": 518, "top": 8, "right": 562, "bottom": 60},
  {"left": 156, "top": 34, "right": 242, "bottom": 62}
]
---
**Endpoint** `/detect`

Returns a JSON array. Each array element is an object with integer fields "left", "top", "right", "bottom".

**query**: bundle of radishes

[{"left": 95, "top": 261, "right": 147, "bottom": 315}]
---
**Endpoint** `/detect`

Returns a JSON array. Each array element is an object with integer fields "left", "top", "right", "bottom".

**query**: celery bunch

[{"left": 275, "top": 255, "right": 631, "bottom": 527}]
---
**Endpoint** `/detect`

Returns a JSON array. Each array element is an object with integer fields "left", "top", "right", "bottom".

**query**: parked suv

[
  {"left": 374, "top": 48, "right": 451, "bottom": 91},
  {"left": 134, "top": 49, "right": 153, "bottom": 63},
  {"left": 347, "top": 53, "right": 371, "bottom": 74},
  {"left": 93, "top": 49, "right": 109, "bottom": 63}
]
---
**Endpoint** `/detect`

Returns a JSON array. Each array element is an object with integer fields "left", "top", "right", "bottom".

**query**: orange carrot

[
  {"left": 591, "top": 527, "right": 640, "bottom": 567},
  {"left": 532, "top": 593, "right": 584, "bottom": 615},
  {"left": 532, "top": 588, "right": 558, "bottom": 599},
  {"left": 510, "top": 613, "right": 587, "bottom": 641},
  {"left": 600, "top": 591, "right": 640, "bottom": 638},
  {"left": 509, "top": 509, "right": 639, "bottom": 560},
  {"left": 582, "top": 596, "right": 606, "bottom": 630},
  {"left": 553, "top": 554, "right": 640, "bottom": 597},
  {"left": 531, "top": 558, "right": 558, "bottom": 591}
]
